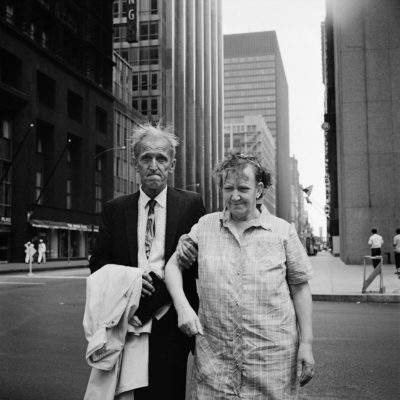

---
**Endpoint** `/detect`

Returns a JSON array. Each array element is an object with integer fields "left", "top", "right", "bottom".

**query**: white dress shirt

[
  {"left": 137, "top": 186, "right": 167, "bottom": 278},
  {"left": 368, "top": 233, "right": 384, "bottom": 248}
]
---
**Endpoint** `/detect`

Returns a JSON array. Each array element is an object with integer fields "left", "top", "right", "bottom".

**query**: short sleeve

[{"left": 285, "top": 224, "right": 313, "bottom": 284}]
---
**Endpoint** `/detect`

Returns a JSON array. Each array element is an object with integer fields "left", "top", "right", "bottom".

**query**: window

[
  {"left": 149, "top": 21, "right": 158, "bottom": 39},
  {"left": 132, "top": 98, "right": 138, "bottom": 110},
  {"left": 37, "top": 72, "right": 56, "bottom": 109},
  {"left": 66, "top": 148, "right": 71, "bottom": 163},
  {"left": 151, "top": 73, "right": 157, "bottom": 90},
  {"left": 141, "top": 99, "right": 148, "bottom": 114},
  {"left": 151, "top": 98, "right": 157, "bottom": 115},
  {"left": 67, "top": 90, "right": 83, "bottom": 122},
  {"left": 150, "top": 0, "right": 158, "bottom": 14},
  {"left": 36, "top": 136, "right": 43, "bottom": 153},
  {"left": 95, "top": 185, "right": 102, "bottom": 213},
  {"left": 132, "top": 74, "right": 138, "bottom": 91},
  {"left": 1, "top": 120, "right": 12, "bottom": 139},
  {"left": 35, "top": 171, "right": 43, "bottom": 205},
  {"left": 95, "top": 107, "right": 107, "bottom": 135},
  {"left": 139, "top": 22, "right": 149, "bottom": 41},
  {"left": 66, "top": 179, "right": 71, "bottom": 209},
  {"left": 141, "top": 74, "right": 148, "bottom": 90}
]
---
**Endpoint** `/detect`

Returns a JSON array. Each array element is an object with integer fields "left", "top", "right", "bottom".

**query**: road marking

[{"left": 0, "top": 282, "right": 45, "bottom": 285}]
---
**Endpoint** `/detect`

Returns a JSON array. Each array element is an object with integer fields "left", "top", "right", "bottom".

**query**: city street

[{"left": 0, "top": 268, "right": 399, "bottom": 400}]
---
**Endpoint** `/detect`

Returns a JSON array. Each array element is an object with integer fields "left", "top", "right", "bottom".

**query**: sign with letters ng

[{"left": 126, "top": 0, "right": 138, "bottom": 43}]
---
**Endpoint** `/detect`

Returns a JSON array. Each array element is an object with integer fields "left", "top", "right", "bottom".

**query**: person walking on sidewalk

[
  {"left": 368, "top": 228, "right": 384, "bottom": 268},
  {"left": 37, "top": 239, "right": 46, "bottom": 264},
  {"left": 24, "top": 241, "right": 36, "bottom": 264},
  {"left": 393, "top": 228, "right": 400, "bottom": 276}
]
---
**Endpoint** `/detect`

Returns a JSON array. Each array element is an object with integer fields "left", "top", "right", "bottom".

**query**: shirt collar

[
  {"left": 219, "top": 204, "right": 273, "bottom": 231},
  {"left": 139, "top": 185, "right": 167, "bottom": 209}
]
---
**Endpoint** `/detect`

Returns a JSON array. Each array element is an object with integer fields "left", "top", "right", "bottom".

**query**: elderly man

[{"left": 89, "top": 123, "right": 205, "bottom": 399}]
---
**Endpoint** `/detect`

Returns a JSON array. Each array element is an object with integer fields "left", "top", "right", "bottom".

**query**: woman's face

[{"left": 222, "top": 164, "right": 263, "bottom": 221}]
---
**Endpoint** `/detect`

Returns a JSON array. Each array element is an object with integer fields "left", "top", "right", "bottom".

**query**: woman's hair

[
  {"left": 129, "top": 121, "right": 180, "bottom": 158},
  {"left": 213, "top": 153, "right": 272, "bottom": 196}
]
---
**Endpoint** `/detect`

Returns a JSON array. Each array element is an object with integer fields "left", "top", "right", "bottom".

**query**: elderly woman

[{"left": 165, "top": 154, "right": 314, "bottom": 399}]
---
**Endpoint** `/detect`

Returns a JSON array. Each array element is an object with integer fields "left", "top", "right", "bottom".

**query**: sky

[{"left": 222, "top": 0, "right": 327, "bottom": 235}]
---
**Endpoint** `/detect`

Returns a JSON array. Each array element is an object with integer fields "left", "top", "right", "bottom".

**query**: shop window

[
  {"left": 67, "top": 90, "right": 83, "bottom": 122},
  {"left": 95, "top": 107, "right": 107, "bottom": 135}
]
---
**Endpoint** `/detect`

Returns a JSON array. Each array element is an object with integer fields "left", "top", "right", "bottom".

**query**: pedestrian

[
  {"left": 24, "top": 241, "right": 36, "bottom": 264},
  {"left": 393, "top": 228, "right": 400, "bottom": 276},
  {"left": 368, "top": 228, "right": 384, "bottom": 268},
  {"left": 88, "top": 122, "right": 206, "bottom": 399},
  {"left": 165, "top": 153, "right": 314, "bottom": 399},
  {"left": 37, "top": 239, "right": 46, "bottom": 263}
]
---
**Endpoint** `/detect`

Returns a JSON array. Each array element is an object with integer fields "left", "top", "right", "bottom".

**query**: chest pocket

[{"left": 251, "top": 235, "right": 285, "bottom": 271}]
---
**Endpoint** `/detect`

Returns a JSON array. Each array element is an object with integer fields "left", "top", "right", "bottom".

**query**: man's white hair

[{"left": 130, "top": 122, "right": 180, "bottom": 158}]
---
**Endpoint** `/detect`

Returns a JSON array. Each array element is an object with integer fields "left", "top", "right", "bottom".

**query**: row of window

[
  {"left": 117, "top": 46, "right": 159, "bottom": 66},
  {"left": 37, "top": 71, "right": 108, "bottom": 133},
  {"left": 225, "top": 81, "right": 276, "bottom": 90},
  {"left": 224, "top": 61, "right": 276, "bottom": 71},
  {"left": 225, "top": 95, "right": 276, "bottom": 104},
  {"left": 225, "top": 55, "right": 275, "bottom": 64},
  {"left": 132, "top": 97, "right": 158, "bottom": 116},
  {"left": 225, "top": 87, "right": 276, "bottom": 96},
  {"left": 114, "top": 21, "right": 159, "bottom": 42},
  {"left": 132, "top": 72, "right": 158, "bottom": 91},
  {"left": 113, "top": 0, "right": 158, "bottom": 18},
  {"left": 225, "top": 70, "right": 276, "bottom": 78}
]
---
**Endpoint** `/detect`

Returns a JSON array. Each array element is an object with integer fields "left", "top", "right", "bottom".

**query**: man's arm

[{"left": 289, "top": 282, "right": 314, "bottom": 387}]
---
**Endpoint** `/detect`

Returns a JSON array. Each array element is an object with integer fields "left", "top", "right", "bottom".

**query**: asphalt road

[{"left": 0, "top": 269, "right": 399, "bottom": 400}]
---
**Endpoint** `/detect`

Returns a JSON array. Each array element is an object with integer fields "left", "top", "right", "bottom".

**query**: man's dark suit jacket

[
  {"left": 89, "top": 187, "right": 205, "bottom": 399},
  {"left": 89, "top": 186, "right": 206, "bottom": 311}
]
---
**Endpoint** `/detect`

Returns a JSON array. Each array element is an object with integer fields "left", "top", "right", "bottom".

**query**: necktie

[{"left": 145, "top": 199, "right": 156, "bottom": 259}]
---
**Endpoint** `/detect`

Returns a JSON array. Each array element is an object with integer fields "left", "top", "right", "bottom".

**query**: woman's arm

[
  {"left": 289, "top": 281, "right": 315, "bottom": 386},
  {"left": 165, "top": 253, "right": 203, "bottom": 336}
]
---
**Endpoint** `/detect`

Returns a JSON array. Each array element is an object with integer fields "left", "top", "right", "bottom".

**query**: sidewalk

[
  {"left": 309, "top": 251, "right": 400, "bottom": 303},
  {"left": 1, "top": 252, "right": 399, "bottom": 303}
]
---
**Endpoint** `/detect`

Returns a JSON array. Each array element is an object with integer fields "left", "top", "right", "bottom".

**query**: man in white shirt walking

[
  {"left": 393, "top": 228, "right": 400, "bottom": 276},
  {"left": 368, "top": 228, "right": 384, "bottom": 268}
]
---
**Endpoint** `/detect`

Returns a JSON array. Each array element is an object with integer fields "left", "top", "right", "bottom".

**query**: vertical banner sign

[{"left": 126, "top": 0, "right": 137, "bottom": 43}]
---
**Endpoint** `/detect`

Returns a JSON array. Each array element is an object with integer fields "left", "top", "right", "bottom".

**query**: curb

[
  {"left": 312, "top": 294, "right": 400, "bottom": 304},
  {"left": 0, "top": 264, "right": 89, "bottom": 274}
]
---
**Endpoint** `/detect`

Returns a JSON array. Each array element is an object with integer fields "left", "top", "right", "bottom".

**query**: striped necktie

[{"left": 145, "top": 199, "right": 156, "bottom": 259}]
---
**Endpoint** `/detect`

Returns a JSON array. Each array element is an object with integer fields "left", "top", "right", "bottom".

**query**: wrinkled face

[
  {"left": 222, "top": 165, "right": 263, "bottom": 221},
  {"left": 134, "top": 135, "right": 176, "bottom": 196}
]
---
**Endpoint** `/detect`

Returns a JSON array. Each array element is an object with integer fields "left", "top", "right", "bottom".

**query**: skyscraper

[
  {"left": 112, "top": 0, "right": 224, "bottom": 212},
  {"left": 323, "top": 0, "right": 400, "bottom": 263},
  {"left": 224, "top": 31, "right": 291, "bottom": 221}
]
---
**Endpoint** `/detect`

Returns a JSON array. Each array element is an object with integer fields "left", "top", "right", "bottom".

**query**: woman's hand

[
  {"left": 297, "top": 342, "right": 315, "bottom": 386},
  {"left": 176, "top": 302, "right": 204, "bottom": 337}
]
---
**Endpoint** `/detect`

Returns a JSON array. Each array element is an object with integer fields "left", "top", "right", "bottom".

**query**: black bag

[{"left": 135, "top": 271, "right": 171, "bottom": 324}]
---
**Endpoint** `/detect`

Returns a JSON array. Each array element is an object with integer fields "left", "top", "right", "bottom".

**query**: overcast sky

[{"left": 222, "top": 0, "right": 327, "bottom": 235}]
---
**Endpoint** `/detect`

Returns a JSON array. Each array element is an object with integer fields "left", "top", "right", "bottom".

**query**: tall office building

[
  {"left": 0, "top": 0, "right": 114, "bottom": 262},
  {"left": 224, "top": 31, "right": 291, "bottom": 221},
  {"left": 224, "top": 114, "right": 276, "bottom": 214},
  {"left": 323, "top": 0, "right": 400, "bottom": 263},
  {"left": 112, "top": 0, "right": 224, "bottom": 212}
]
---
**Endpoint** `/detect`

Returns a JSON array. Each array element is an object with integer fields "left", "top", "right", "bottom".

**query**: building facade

[
  {"left": 224, "top": 31, "right": 291, "bottom": 222},
  {"left": 0, "top": 0, "right": 114, "bottom": 262},
  {"left": 112, "top": 0, "right": 224, "bottom": 212},
  {"left": 323, "top": 0, "right": 400, "bottom": 263},
  {"left": 224, "top": 114, "right": 276, "bottom": 214}
]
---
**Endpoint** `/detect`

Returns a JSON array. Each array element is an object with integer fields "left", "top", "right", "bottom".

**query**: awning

[{"left": 30, "top": 219, "right": 99, "bottom": 232}]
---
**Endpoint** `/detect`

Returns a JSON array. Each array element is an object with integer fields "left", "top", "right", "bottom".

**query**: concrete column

[
  {"left": 195, "top": 0, "right": 205, "bottom": 199},
  {"left": 203, "top": 0, "right": 212, "bottom": 211},
  {"left": 185, "top": 0, "right": 196, "bottom": 188},
  {"left": 217, "top": 0, "right": 224, "bottom": 207},
  {"left": 211, "top": 0, "right": 219, "bottom": 211},
  {"left": 174, "top": 0, "right": 186, "bottom": 188}
]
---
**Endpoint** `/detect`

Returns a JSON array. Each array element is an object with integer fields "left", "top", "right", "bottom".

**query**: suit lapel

[
  {"left": 165, "top": 187, "right": 181, "bottom": 261},
  {"left": 125, "top": 192, "right": 140, "bottom": 267}
]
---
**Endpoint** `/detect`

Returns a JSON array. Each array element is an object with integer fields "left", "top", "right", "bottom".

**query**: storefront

[{"left": 29, "top": 219, "right": 98, "bottom": 261}]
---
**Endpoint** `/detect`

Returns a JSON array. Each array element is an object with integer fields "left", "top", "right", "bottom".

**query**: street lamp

[{"left": 94, "top": 146, "right": 127, "bottom": 159}]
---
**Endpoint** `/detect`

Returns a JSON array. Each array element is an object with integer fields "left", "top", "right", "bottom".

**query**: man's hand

[
  {"left": 175, "top": 302, "right": 204, "bottom": 337},
  {"left": 176, "top": 234, "right": 198, "bottom": 270},
  {"left": 297, "top": 342, "right": 315, "bottom": 387},
  {"left": 141, "top": 272, "right": 155, "bottom": 298}
]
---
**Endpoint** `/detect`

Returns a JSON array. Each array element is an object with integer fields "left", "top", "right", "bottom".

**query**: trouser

[
  {"left": 134, "top": 307, "right": 192, "bottom": 400},
  {"left": 371, "top": 248, "right": 381, "bottom": 268},
  {"left": 394, "top": 252, "right": 400, "bottom": 269}
]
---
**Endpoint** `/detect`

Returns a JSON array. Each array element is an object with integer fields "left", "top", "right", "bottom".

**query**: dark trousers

[
  {"left": 134, "top": 308, "right": 192, "bottom": 400},
  {"left": 371, "top": 248, "right": 382, "bottom": 268},
  {"left": 395, "top": 252, "right": 400, "bottom": 269}
]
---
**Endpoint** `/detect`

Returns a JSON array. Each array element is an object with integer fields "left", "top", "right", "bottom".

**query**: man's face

[{"left": 134, "top": 135, "right": 176, "bottom": 196}]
